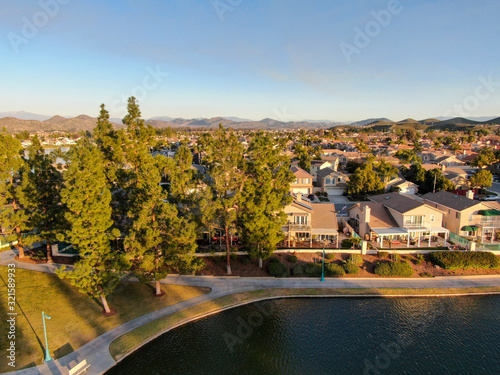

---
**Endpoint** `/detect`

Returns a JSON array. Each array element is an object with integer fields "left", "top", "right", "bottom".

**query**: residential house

[
  {"left": 282, "top": 193, "right": 339, "bottom": 247},
  {"left": 422, "top": 190, "right": 500, "bottom": 243},
  {"left": 310, "top": 160, "right": 336, "bottom": 182},
  {"left": 391, "top": 180, "right": 418, "bottom": 195},
  {"left": 346, "top": 192, "right": 447, "bottom": 248},
  {"left": 316, "top": 168, "right": 349, "bottom": 196},
  {"left": 290, "top": 166, "right": 313, "bottom": 195}
]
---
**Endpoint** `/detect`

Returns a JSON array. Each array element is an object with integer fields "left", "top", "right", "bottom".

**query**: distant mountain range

[{"left": 0, "top": 111, "right": 498, "bottom": 132}]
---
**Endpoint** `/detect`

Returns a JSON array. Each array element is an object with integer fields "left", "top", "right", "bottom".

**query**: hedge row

[
  {"left": 429, "top": 251, "right": 499, "bottom": 270},
  {"left": 374, "top": 261, "right": 413, "bottom": 277}
]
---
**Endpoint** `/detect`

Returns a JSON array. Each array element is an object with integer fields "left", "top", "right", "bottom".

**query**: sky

[{"left": 1, "top": 0, "right": 500, "bottom": 123}]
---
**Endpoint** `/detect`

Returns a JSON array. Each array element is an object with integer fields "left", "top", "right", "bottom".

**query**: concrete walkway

[{"left": 2, "top": 249, "right": 500, "bottom": 375}]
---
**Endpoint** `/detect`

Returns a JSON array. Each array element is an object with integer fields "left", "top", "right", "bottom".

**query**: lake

[{"left": 106, "top": 296, "right": 500, "bottom": 375}]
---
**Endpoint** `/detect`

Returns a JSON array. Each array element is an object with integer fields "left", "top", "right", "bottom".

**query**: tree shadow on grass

[{"left": 0, "top": 271, "right": 44, "bottom": 354}]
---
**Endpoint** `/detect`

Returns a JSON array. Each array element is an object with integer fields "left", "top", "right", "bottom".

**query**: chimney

[
  {"left": 333, "top": 159, "right": 338, "bottom": 172},
  {"left": 466, "top": 190, "right": 474, "bottom": 199},
  {"left": 362, "top": 205, "right": 371, "bottom": 224},
  {"left": 296, "top": 192, "right": 302, "bottom": 202},
  {"left": 441, "top": 164, "right": 446, "bottom": 171}
]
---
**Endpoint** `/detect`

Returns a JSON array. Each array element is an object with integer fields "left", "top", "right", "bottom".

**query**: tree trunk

[
  {"left": 17, "top": 244, "right": 25, "bottom": 259},
  {"left": 101, "top": 295, "right": 111, "bottom": 314},
  {"left": 258, "top": 257, "right": 263, "bottom": 268},
  {"left": 46, "top": 242, "right": 53, "bottom": 263},
  {"left": 155, "top": 280, "right": 162, "bottom": 296},
  {"left": 225, "top": 226, "right": 232, "bottom": 275}
]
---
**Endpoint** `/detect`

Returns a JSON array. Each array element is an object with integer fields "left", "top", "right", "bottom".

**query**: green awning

[
  {"left": 461, "top": 225, "right": 478, "bottom": 231},
  {"left": 478, "top": 210, "right": 500, "bottom": 216}
]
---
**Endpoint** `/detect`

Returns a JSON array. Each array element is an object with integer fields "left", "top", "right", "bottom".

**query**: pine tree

[
  {"left": 124, "top": 151, "right": 198, "bottom": 295},
  {"left": 198, "top": 124, "right": 245, "bottom": 274},
  {"left": 239, "top": 133, "right": 294, "bottom": 267},
  {"left": 22, "top": 135, "right": 66, "bottom": 263},
  {"left": 0, "top": 132, "right": 33, "bottom": 259},
  {"left": 57, "top": 138, "right": 120, "bottom": 315}
]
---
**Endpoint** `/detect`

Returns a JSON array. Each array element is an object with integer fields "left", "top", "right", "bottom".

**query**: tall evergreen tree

[
  {"left": 57, "top": 139, "right": 120, "bottom": 315},
  {"left": 0, "top": 132, "right": 32, "bottom": 259},
  {"left": 239, "top": 133, "right": 294, "bottom": 267},
  {"left": 124, "top": 151, "right": 198, "bottom": 295},
  {"left": 198, "top": 124, "right": 245, "bottom": 274},
  {"left": 22, "top": 135, "right": 66, "bottom": 263}
]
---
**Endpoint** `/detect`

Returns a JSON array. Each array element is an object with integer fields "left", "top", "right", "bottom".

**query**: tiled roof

[{"left": 291, "top": 166, "right": 313, "bottom": 178}]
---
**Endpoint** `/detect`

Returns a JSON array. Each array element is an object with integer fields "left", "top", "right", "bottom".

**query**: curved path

[{"left": 2, "top": 249, "right": 500, "bottom": 375}]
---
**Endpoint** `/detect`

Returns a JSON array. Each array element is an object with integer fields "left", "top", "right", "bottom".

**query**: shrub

[
  {"left": 230, "top": 252, "right": 238, "bottom": 260},
  {"left": 377, "top": 251, "right": 389, "bottom": 258},
  {"left": 390, "top": 253, "right": 401, "bottom": 262},
  {"left": 428, "top": 251, "right": 499, "bottom": 270},
  {"left": 374, "top": 261, "right": 413, "bottom": 277},
  {"left": 268, "top": 260, "right": 288, "bottom": 277},
  {"left": 343, "top": 262, "right": 360, "bottom": 274},
  {"left": 341, "top": 239, "right": 353, "bottom": 249},
  {"left": 269, "top": 256, "right": 280, "bottom": 263},
  {"left": 348, "top": 254, "right": 363, "bottom": 265},
  {"left": 304, "top": 263, "right": 322, "bottom": 277},
  {"left": 288, "top": 255, "right": 298, "bottom": 263},
  {"left": 241, "top": 257, "right": 250, "bottom": 265},
  {"left": 413, "top": 253, "right": 424, "bottom": 265},
  {"left": 326, "top": 253, "right": 336, "bottom": 260},
  {"left": 292, "top": 264, "right": 304, "bottom": 276},
  {"left": 419, "top": 272, "right": 433, "bottom": 277},
  {"left": 326, "top": 263, "right": 345, "bottom": 276}
]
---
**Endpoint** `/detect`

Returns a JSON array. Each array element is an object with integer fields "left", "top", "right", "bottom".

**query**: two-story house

[
  {"left": 422, "top": 190, "right": 500, "bottom": 243},
  {"left": 347, "top": 192, "right": 448, "bottom": 248},
  {"left": 282, "top": 193, "right": 339, "bottom": 247},
  {"left": 290, "top": 166, "right": 314, "bottom": 195},
  {"left": 316, "top": 168, "right": 349, "bottom": 195},
  {"left": 310, "top": 160, "right": 335, "bottom": 182}
]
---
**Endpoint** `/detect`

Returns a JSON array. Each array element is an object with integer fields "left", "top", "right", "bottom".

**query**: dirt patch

[{"left": 195, "top": 252, "right": 500, "bottom": 278}]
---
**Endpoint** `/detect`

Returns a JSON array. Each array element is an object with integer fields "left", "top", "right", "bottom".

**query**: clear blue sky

[{"left": 1, "top": 0, "right": 499, "bottom": 123}]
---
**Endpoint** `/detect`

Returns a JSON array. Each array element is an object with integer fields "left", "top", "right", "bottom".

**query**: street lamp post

[
  {"left": 42, "top": 311, "right": 52, "bottom": 362},
  {"left": 320, "top": 248, "right": 325, "bottom": 281}
]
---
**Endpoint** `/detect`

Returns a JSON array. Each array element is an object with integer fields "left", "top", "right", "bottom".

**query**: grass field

[
  {"left": 109, "top": 286, "right": 500, "bottom": 360},
  {"left": 0, "top": 266, "right": 210, "bottom": 373}
]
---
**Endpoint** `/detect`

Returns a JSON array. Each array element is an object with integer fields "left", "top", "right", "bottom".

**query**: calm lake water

[{"left": 106, "top": 296, "right": 500, "bottom": 375}]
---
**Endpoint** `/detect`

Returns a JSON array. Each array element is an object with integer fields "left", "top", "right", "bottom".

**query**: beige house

[
  {"left": 282, "top": 193, "right": 339, "bottom": 247},
  {"left": 347, "top": 192, "right": 448, "bottom": 248},
  {"left": 290, "top": 166, "right": 313, "bottom": 195},
  {"left": 422, "top": 190, "right": 500, "bottom": 242},
  {"left": 316, "top": 168, "right": 349, "bottom": 195}
]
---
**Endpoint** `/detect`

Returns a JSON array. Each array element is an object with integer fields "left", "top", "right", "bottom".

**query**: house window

[
  {"left": 326, "top": 178, "right": 331, "bottom": 184},
  {"left": 430, "top": 215, "right": 435, "bottom": 223},
  {"left": 456, "top": 212, "right": 460, "bottom": 219},
  {"left": 302, "top": 178, "right": 310, "bottom": 184},
  {"left": 338, "top": 177, "right": 342, "bottom": 183},
  {"left": 404, "top": 215, "right": 424, "bottom": 227},
  {"left": 294, "top": 216, "right": 308, "bottom": 225}
]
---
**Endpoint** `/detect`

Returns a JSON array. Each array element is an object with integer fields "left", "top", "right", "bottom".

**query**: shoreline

[{"left": 108, "top": 286, "right": 500, "bottom": 368}]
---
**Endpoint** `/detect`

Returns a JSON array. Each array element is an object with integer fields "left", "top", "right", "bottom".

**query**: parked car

[{"left": 479, "top": 195, "right": 499, "bottom": 201}]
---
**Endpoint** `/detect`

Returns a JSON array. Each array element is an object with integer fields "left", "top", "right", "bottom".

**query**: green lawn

[
  {"left": 0, "top": 266, "right": 209, "bottom": 372},
  {"left": 109, "top": 286, "right": 500, "bottom": 360}
]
